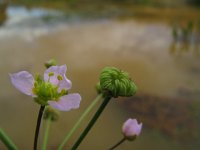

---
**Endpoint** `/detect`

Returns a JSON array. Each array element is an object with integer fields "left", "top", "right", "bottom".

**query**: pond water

[{"left": 0, "top": 5, "right": 200, "bottom": 150}]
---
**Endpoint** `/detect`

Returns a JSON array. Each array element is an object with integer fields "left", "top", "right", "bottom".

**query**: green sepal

[
  {"left": 124, "top": 135, "right": 136, "bottom": 141},
  {"left": 34, "top": 97, "right": 48, "bottom": 106}
]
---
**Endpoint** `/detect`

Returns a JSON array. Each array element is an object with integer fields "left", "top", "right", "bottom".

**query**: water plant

[{"left": 0, "top": 59, "right": 142, "bottom": 150}]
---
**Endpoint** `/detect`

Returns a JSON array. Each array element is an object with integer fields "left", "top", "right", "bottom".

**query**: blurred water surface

[{"left": 0, "top": 3, "right": 200, "bottom": 150}]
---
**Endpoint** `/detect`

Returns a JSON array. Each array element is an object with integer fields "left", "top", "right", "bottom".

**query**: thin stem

[
  {"left": 34, "top": 105, "right": 45, "bottom": 150},
  {"left": 108, "top": 137, "right": 126, "bottom": 150},
  {"left": 42, "top": 117, "right": 51, "bottom": 150},
  {"left": 71, "top": 96, "right": 112, "bottom": 150},
  {"left": 58, "top": 94, "right": 103, "bottom": 150},
  {"left": 0, "top": 128, "right": 19, "bottom": 150}
]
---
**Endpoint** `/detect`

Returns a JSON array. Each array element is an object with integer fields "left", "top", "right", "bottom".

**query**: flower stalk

[
  {"left": 0, "top": 128, "right": 19, "bottom": 150},
  {"left": 71, "top": 96, "right": 111, "bottom": 150},
  {"left": 58, "top": 94, "right": 103, "bottom": 150},
  {"left": 34, "top": 105, "right": 45, "bottom": 150},
  {"left": 108, "top": 137, "right": 126, "bottom": 150},
  {"left": 42, "top": 116, "right": 52, "bottom": 150}
]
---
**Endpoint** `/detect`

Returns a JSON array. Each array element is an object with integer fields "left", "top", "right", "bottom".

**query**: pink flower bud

[{"left": 122, "top": 118, "right": 142, "bottom": 141}]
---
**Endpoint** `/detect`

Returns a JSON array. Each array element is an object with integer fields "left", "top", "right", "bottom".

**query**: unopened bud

[
  {"left": 99, "top": 67, "right": 137, "bottom": 97},
  {"left": 43, "top": 107, "right": 60, "bottom": 121},
  {"left": 45, "top": 59, "right": 57, "bottom": 68},
  {"left": 122, "top": 118, "right": 142, "bottom": 141}
]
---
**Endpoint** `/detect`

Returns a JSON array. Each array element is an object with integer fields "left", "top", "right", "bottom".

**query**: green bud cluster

[
  {"left": 32, "top": 74, "right": 67, "bottom": 106},
  {"left": 99, "top": 67, "right": 137, "bottom": 98},
  {"left": 43, "top": 107, "right": 60, "bottom": 121}
]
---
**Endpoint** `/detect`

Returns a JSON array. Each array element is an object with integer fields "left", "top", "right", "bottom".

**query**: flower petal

[
  {"left": 51, "top": 65, "right": 67, "bottom": 75},
  {"left": 44, "top": 65, "right": 72, "bottom": 91},
  {"left": 10, "top": 71, "right": 34, "bottom": 96},
  {"left": 44, "top": 65, "right": 67, "bottom": 82},
  {"left": 58, "top": 75, "right": 72, "bottom": 92},
  {"left": 48, "top": 93, "right": 81, "bottom": 111}
]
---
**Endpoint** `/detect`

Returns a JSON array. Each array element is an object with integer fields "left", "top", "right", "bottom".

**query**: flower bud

[
  {"left": 45, "top": 59, "right": 57, "bottom": 68},
  {"left": 99, "top": 67, "right": 137, "bottom": 97},
  {"left": 43, "top": 107, "right": 60, "bottom": 121},
  {"left": 122, "top": 118, "right": 142, "bottom": 141}
]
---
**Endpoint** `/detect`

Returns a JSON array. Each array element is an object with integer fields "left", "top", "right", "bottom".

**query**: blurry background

[{"left": 0, "top": 0, "right": 200, "bottom": 149}]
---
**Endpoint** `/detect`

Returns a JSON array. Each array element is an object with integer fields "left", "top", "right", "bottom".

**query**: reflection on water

[
  {"left": 170, "top": 21, "right": 200, "bottom": 56},
  {"left": 123, "top": 94, "right": 200, "bottom": 146},
  {"left": 0, "top": 1, "right": 7, "bottom": 25},
  {"left": 0, "top": 4, "right": 200, "bottom": 150},
  {"left": 0, "top": 6, "right": 69, "bottom": 43},
  {"left": 5, "top": 6, "right": 63, "bottom": 25}
]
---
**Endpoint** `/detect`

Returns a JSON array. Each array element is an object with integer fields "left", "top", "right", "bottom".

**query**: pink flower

[
  {"left": 10, "top": 65, "right": 81, "bottom": 111},
  {"left": 122, "top": 118, "right": 142, "bottom": 140}
]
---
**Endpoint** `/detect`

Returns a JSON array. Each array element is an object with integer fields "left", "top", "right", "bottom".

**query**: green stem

[
  {"left": 0, "top": 128, "right": 19, "bottom": 150},
  {"left": 71, "top": 96, "right": 112, "bottom": 150},
  {"left": 108, "top": 137, "right": 126, "bottom": 150},
  {"left": 34, "top": 105, "right": 45, "bottom": 150},
  {"left": 58, "top": 94, "right": 103, "bottom": 150},
  {"left": 42, "top": 117, "right": 51, "bottom": 150}
]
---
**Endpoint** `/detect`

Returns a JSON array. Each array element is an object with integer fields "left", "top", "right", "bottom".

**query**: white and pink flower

[{"left": 10, "top": 65, "right": 81, "bottom": 111}]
